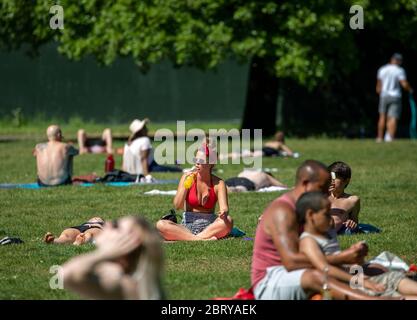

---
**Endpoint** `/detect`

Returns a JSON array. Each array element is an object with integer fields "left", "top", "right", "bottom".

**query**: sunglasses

[{"left": 193, "top": 157, "right": 207, "bottom": 164}]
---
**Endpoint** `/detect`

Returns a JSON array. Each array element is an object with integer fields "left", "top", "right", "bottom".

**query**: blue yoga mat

[{"left": 0, "top": 180, "right": 179, "bottom": 189}]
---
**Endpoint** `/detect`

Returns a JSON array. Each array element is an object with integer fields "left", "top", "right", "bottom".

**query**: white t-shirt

[
  {"left": 377, "top": 64, "right": 406, "bottom": 98},
  {"left": 122, "top": 137, "right": 154, "bottom": 175}
]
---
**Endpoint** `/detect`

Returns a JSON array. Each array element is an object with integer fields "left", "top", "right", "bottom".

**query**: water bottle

[
  {"left": 105, "top": 154, "right": 115, "bottom": 173},
  {"left": 184, "top": 167, "right": 197, "bottom": 189}
]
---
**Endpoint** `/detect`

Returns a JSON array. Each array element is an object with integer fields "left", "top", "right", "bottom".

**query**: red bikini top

[{"left": 186, "top": 178, "right": 217, "bottom": 210}]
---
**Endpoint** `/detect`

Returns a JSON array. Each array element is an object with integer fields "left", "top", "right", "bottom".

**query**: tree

[{"left": 2, "top": 0, "right": 417, "bottom": 136}]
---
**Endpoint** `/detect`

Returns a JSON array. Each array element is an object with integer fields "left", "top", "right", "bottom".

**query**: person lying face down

[
  {"left": 44, "top": 217, "right": 105, "bottom": 246},
  {"left": 60, "top": 215, "right": 165, "bottom": 300},
  {"left": 328, "top": 161, "right": 360, "bottom": 234}
]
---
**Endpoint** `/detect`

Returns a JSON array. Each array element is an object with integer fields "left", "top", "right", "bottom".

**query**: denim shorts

[{"left": 181, "top": 212, "right": 217, "bottom": 235}]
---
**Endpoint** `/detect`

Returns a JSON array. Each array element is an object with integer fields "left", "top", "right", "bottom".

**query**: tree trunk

[{"left": 241, "top": 56, "right": 279, "bottom": 137}]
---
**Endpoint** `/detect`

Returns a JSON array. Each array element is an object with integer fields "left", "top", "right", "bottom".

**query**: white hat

[{"left": 129, "top": 118, "right": 149, "bottom": 134}]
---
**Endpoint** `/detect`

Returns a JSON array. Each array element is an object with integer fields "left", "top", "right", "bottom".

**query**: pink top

[{"left": 251, "top": 193, "right": 297, "bottom": 289}]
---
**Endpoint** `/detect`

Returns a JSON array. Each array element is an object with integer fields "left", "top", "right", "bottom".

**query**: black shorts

[
  {"left": 37, "top": 176, "right": 72, "bottom": 187},
  {"left": 85, "top": 138, "right": 106, "bottom": 147},
  {"left": 69, "top": 223, "right": 103, "bottom": 233},
  {"left": 262, "top": 147, "right": 280, "bottom": 157},
  {"left": 225, "top": 177, "right": 256, "bottom": 191}
]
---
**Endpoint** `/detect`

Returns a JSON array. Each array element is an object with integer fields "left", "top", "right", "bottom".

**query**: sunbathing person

[
  {"left": 60, "top": 215, "right": 165, "bottom": 299},
  {"left": 33, "top": 125, "right": 79, "bottom": 186},
  {"left": 298, "top": 191, "right": 417, "bottom": 299},
  {"left": 77, "top": 128, "right": 113, "bottom": 154},
  {"left": 225, "top": 169, "right": 287, "bottom": 192},
  {"left": 156, "top": 141, "right": 233, "bottom": 241},
  {"left": 219, "top": 131, "right": 298, "bottom": 160},
  {"left": 44, "top": 217, "right": 104, "bottom": 245},
  {"left": 328, "top": 161, "right": 360, "bottom": 234},
  {"left": 262, "top": 131, "right": 296, "bottom": 157}
]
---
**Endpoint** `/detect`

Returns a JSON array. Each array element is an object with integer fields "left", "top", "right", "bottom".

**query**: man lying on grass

[{"left": 298, "top": 191, "right": 417, "bottom": 299}]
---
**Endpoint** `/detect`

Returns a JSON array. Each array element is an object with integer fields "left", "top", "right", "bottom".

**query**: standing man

[
  {"left": 376, "top": 53, "right": 413, "bottom": 142},
  {"left": 33, "top": 125, "right": 79, "bottom": 186}
]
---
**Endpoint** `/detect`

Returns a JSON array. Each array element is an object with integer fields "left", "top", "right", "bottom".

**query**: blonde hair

[{"left": 127, "top": 216, "right": 165, "bottom": 300}]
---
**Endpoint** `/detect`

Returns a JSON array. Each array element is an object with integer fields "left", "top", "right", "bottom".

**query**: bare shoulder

[
  {"left": 263, "top": 197, "right": 297, "bottom": 233},
  {"left": 346, "top": 194, "right": 360, "bottom": 204},
  {"left": 35, "top": 142, "right": 48, "bottom": 151}
]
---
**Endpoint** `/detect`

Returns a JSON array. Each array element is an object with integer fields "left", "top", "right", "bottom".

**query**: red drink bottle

[{"left": 105, "top": 154, "right": 115, "bottom": 173}]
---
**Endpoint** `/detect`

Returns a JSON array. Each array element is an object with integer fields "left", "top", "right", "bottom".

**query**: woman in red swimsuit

[{"left": 156, "top": 142, "right": 233, "bottom": 240}]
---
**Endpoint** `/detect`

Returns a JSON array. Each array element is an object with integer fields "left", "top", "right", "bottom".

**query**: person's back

[
  {"left": 378, "top": 63, "right": 406, "bottom": 98},
  {"left": 34, "top": 125, "right": 78, "bottom": 186},
  {"left": 122, "top": 136, "right": 154, "bottom": 175}
]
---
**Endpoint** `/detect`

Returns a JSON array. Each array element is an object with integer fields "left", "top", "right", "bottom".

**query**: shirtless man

[
  {"left": 328, "top": 161, "right": 360, "bottom": 234},
  {"left": 33, "top": 125, "right": 79, "bottom": 186},
  {"left": 263, "top": 131, "right": 295, "bottom": 157},
  {"left": 251, "top": 160, "right": 381, "bottom": 300}
]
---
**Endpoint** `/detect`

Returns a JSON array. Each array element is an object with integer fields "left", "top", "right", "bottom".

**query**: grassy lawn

[{"left": 1, "top": 135, "right": 417, "bottom": 299}]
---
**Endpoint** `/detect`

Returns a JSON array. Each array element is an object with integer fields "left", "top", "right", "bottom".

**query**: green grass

[{"left": 1, "top": 137, "right": 417, "bottom": 299}]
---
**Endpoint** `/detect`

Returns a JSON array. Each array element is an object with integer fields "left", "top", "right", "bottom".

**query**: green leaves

[{"left": 2, "top": 0, "right": 417, "bottom": 88}]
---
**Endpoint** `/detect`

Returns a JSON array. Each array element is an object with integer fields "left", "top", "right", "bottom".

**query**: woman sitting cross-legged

[{"left": 156, "top": 141, "right": 233, "bottom": 241}]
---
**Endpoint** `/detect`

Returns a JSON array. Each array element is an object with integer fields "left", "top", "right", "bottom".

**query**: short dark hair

[
  {"left": 328, "top": 161, "right": 351, "bottom": 181},
  {"left": 296, "top": 191, "right": 328, "bottom": 225},
  {"left": 295, "top": 160, "right": 329, "bottom": 185}
]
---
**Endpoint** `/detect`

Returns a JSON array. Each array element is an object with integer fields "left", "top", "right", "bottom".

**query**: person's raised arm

[
  {"left": 265, "top": 204, "right": 313, "bottom": 271},
  {"left": 300, "top": 237, "right": 385, "bottom": 293},
  {"left": 216, "top": 179, "right": 229, "bottom": 219},
  {"left": 173, "top": 174, "right": 188, "bottom": 210},
  {"left": 61, "top": 228, "right": 141, "bottom": 300}
]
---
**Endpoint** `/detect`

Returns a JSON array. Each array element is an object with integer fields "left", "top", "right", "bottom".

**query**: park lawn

[{"left": 0, "top": 137, "right": 417, "bottom": 299}]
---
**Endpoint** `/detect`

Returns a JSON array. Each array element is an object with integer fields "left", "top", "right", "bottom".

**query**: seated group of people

[
  {"left": 50, "top": 156, "right": 417, "bottom": 300},
  {"left": 33, "top": 119, "right": 181, "bottom": 187},
  {"left": 34, "top": 126, "right": 415, "bottom": 300}
]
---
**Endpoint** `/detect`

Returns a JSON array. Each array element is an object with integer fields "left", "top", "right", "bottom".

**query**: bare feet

[
  {"left": 43, "top": 232, "right": 55, "bottom": 243},
  {"left": 73, "top": 233, "right": 86, "bottom": 245}
]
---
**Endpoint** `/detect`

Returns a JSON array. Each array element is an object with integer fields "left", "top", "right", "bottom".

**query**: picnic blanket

[
  {"left": 0, "top": 180, "right": 179, "bottom": 189},
  {"left": 143, "top": 186, "right": 289, "bottom": 196}
]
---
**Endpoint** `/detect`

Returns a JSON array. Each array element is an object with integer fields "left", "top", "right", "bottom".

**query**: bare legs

[
  {"left": 77, "top": 129, "right": 89, "bottom": 154},
  {"left": 44, "top": 229, "right": 80, "bottom": 244},
  {"left": 156, "top": 215, "right": 233, "bottom": 241},
  {"left": 102, "top": 128, "right": 113, "bottom": 154},
  {"left": 386, "top": 116, "right": 397, "bottom": 140},
  {"left": 77, "top": 128, "right": 113, "bottom": 154},
  {"left": 377, "top": 113, "right": 398, "bottom": 142},
  {"left": 301, "top": 269, "right": 402, "bottom": 300},
  {"left": 44, "top": 228, "right": 101, "bottom": 245}
]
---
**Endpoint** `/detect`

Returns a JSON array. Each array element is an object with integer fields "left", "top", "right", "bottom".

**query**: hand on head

[{"left": 95, "top": 218, "right": 142, "bottom": 260}]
